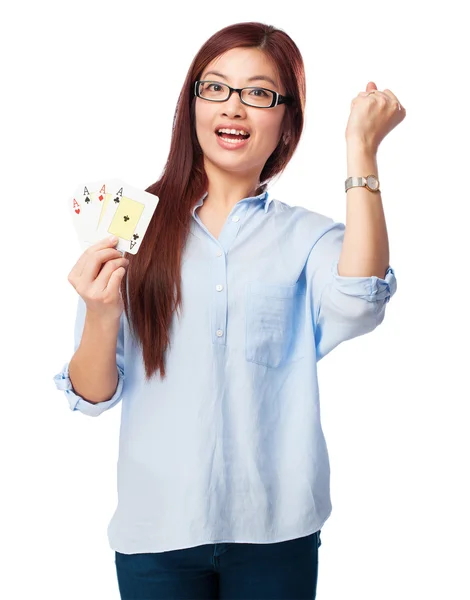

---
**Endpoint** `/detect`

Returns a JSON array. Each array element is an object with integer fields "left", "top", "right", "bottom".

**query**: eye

[
  {"left": 207, "top": 83, "right": 223, "bottom": 92},
  {"left": 249, "top": 88, "right": 269, "bottom": 97}
]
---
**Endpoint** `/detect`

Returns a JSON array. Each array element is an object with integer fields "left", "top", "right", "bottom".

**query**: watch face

[{"left": 367, "top": 175, "right": 379, "bottom": 190}]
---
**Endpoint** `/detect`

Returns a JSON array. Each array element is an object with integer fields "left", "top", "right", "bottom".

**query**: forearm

[
  {"left": 68, "top": 312, "right": 121, "bottom": 404},
  {"left": 337, "top": 143, "right": 390, "bottom": 279}
]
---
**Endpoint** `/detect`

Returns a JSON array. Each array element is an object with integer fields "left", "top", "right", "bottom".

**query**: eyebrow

[{"left": 202, "top": 70, "right": 278, "bottom": 89}]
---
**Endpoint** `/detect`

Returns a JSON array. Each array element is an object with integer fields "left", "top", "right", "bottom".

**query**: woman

[{"left": 54, "top": 21, "right": 404, "bottom": 600}]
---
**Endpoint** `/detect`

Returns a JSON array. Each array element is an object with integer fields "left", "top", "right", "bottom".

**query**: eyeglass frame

[{"left": 194, "top": 80, "right": 293, "bottom": 109}]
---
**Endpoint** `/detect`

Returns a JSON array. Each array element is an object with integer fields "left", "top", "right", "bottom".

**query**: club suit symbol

[{"left": 130, "top": 233, "right": 140, "bottom": 250}]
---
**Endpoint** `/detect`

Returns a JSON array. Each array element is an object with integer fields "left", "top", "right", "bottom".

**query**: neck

[{"left": 203, "top": 159, "right": 261, "bottom": 213}]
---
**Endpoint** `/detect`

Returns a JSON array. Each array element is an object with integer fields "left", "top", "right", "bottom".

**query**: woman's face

[{"left": 195, "top": 47, "right": 287, "bottom": 180}]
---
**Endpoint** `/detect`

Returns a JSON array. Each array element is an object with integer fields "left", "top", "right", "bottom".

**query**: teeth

[
  {"left": 217, "top": 128, "right": 248, "bottom": 135},
  {"left": 220, "top": 137, "right": 247, "bottom": 144}
]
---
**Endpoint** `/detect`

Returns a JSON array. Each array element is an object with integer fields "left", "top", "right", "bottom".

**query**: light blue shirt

[{"left": 54, "top": 190, "right": 397, "bottom": 554}]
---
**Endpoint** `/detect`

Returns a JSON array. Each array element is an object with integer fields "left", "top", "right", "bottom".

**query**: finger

[
  {"left": 92, "top": 256, "right": 129, "bottom": 293},
  {"left": 79, "top": 248, "right": 127, "bottom": 287},
  {"left": 106, "top": 266, "right": 127, "bottom": 298},
  {"left": 91, "top": 235, "right": 119, "bottom": 251},
  {"left": 356, "top": 90, "right": 403, "bottom": 112},
  {"left": 352, "top": 90, "right": 384, "bottom": 104},
  {"left": 68, "top": 236, "right": 120, "bottom": 284},
  {"left": 381, "top": 89, "right": 404, "bottom": 112},
  {"left": 365, "top": 91, "right": 387, "bottom": 101},
  {"left": 382, "top": 88, "right": 399, "bottom": 103}
]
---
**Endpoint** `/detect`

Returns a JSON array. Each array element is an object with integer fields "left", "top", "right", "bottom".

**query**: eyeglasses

[{"left": 194, "top": 80, "right": 293, "bottom": 109}]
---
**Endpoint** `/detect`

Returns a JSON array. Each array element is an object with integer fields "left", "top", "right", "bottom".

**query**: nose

[{"left": 221, "top": 90, "right": 246, "bottom": 119}]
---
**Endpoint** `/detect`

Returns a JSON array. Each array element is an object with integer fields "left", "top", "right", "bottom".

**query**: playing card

[
  {"left": 95, "top": 181, "right": 117, "bottom": 229},
  {"left": 69, "top": 179, "right": 117, "bottom": 250},
  {"left": 69, "top": 185, "right": 94, "bottom": 245},
  {"left": 94, "top": 180, "right": 159, "bottom": 254}
]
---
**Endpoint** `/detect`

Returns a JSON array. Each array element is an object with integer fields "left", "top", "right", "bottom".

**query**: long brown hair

[{"left": 121, "top": 22, "right": 306, "bottom": 381}]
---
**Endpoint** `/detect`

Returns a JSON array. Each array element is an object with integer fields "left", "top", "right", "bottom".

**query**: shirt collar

[{"left": 192, "top": 190, "right": 272, "bottom": 216}]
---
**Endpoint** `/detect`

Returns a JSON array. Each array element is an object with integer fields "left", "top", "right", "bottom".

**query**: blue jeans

[{"left": 115, "top": 530, "right": 321, "bottom": 599}]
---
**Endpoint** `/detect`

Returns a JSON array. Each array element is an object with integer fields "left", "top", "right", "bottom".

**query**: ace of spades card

[{"left": 95, "top": 181, "right": 159, "bottom": 254}]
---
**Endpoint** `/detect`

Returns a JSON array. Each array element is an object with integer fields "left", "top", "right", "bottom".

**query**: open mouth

[{"left": 216, "top": 128, "right": 251, "bottom": 144}]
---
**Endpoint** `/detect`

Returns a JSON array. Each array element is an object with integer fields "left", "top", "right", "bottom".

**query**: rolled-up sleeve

[
  {"left": 307, "top": 221, "right": 397, "bottom": 361},
  {"left": 53, "top": 297, "right": 126, "bottom": 416}
]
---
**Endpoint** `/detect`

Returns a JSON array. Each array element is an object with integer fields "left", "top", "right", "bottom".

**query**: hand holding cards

[
  {"left": 69, "top": 179, "right": 159, "bottom": 254},
  {"left": 67, "top": 236, "right": 130, "bottom": 322}
]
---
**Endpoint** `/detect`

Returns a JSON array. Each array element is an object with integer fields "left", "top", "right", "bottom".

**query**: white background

[{"left": 1, "top": 1, "right": 469, "bottom": 598}]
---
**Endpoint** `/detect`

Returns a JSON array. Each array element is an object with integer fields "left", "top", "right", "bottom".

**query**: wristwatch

[{"left": 345, "top": 174, "right": 380, "bottom": 193}]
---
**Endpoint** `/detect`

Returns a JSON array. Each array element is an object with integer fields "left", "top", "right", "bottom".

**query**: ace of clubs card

[{"left": 94, "top": 181, "right": 159, "bottom": 254}]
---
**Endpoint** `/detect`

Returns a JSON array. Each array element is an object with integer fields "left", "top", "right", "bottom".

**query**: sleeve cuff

[
  {"left": 53, "top": 363, "right": 125, "bottom": 417},
  {"left": 331, "top": 261, "right": 397, "bottom": 303}
]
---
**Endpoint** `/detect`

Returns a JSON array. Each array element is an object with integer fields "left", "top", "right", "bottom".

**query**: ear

[{"left": 282, "top": 131, "right": 291, "bottom": 145}]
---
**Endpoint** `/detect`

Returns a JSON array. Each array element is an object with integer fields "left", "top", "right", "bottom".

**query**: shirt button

[
  {"left": 216, "top": 250, "right": 223, "bottom": 257},
  {"left": 231, "top": 216, "right": 240, "bottom": 222},
  {"left": 216, "top": 329, "right": 224, "bottom": 337},
  {"left": 216, "top": 284, "right": 223, "bottom": 292}
]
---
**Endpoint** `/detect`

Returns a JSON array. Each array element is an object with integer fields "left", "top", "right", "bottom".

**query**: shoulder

[{"left": 268, "top": 198, "right": 344, "bottom": 240}]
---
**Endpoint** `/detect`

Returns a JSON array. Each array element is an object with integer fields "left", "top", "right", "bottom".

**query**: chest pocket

[{"left": 245, "top": 281, "right": 306, "bottom": 368}]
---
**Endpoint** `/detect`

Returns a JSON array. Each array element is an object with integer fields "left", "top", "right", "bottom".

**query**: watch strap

[{"left": 345, "top": 175, "right": 380, "bottom": 193}]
